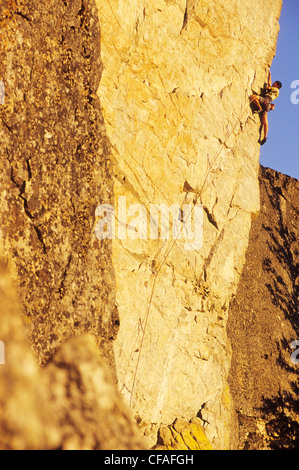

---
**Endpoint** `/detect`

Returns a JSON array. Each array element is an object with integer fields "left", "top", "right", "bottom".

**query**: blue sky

[{"left": 260, "top": 0, "right": 299, "bottom": 180}]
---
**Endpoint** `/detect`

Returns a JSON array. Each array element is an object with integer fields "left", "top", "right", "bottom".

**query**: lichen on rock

[
  {"left": 0, "top": 0, "right": 118, "bottom": 366},
  {"left": 152, "top": 417, "right": 212, "bottom": 450}
]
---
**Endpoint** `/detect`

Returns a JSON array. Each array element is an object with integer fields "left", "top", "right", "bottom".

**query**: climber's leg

[
  {"left": 250, "top": 94, "right": 262, "bottom": 112},
  {"left": 259, "top": 113, "right": 268, "bottom": 145}
]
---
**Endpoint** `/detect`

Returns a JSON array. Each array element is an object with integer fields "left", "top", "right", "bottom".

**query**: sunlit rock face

[
  {"left": 0, "top": 260, "right": 145, "bottom": 450},
  {"left": 95, "top": 0, "right": 282, "bottom": 448}
]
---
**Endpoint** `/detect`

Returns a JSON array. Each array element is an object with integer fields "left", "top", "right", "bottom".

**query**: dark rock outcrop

[
  {"left": 228, "top": 165, "right": 299, "bottom": 450},
  {"left": 0, "top": 0, "right": 118, "bottom": 366}
]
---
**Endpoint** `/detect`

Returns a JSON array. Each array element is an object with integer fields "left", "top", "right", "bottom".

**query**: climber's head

[{"left": 273, "top": 81, "right": 282, "bottom": 89}]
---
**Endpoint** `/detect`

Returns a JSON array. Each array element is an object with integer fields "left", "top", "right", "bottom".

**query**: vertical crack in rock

[
  {"left": 181, "top": 0, "right": 189, "bottom": 32},
  {"left": 0, "top": 0, "right": 118, "bottom": 366}
]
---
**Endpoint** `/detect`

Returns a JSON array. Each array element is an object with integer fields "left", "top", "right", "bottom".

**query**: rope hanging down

[{"left": 129, "top": 95, "right": 255, "bottom": 408}]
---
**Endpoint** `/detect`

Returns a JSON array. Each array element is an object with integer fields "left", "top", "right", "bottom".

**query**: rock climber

[{"left": 250, "top": 72, "right": 282, "bottom": 145}]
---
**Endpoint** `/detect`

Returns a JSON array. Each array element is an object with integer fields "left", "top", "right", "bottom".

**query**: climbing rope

[{"left": 129, "top": 95, "right": 256, "bottom": 408}]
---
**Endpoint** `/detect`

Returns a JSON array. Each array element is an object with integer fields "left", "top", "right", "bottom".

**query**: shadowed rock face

[
  {"left": 0, "top": 0, "right": 118, "bottom": 366},
  {"left": 227, "top": 165, "right": 299, "bottom": 450}
]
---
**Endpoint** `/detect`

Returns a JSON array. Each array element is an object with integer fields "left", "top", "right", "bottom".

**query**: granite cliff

[
  {"left": 95, "top": 0, "right": 282, "bottom": 448},
  {"left": 228, "top": 166, "right": 299, "bottom": 450},
  {"left": 1, "top": 0, "right": 292, "bottom": 451}
]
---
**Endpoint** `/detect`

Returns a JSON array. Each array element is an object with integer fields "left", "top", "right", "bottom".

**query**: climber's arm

[
  {"left": 267, "top": 72, "right": 272, "bottom": 88},
  {"left": 268, "top": 72, "right": 272, "bottom": 86}
]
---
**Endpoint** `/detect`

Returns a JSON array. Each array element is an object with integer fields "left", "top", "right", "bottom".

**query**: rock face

[
  {"left": 95, "top": 0, "right": 282, "bottom": 448},
  {"left": 0, "top": 260, "right": 145, "bottom": 450},
  {"left": 227, "top": 166, "right": 299, "bottom": 450},
  {"left": 0, "top": 0, "right": 288, "bottom": 451},
  {"left": 152, "top": 418, "right": 212, "bottom": 450},
  {"left": 0, "top": 0, "right": 144, "bottom": 451},
  {"left": 0, "top": 0, "right": 118, "bottom": 367},
  {"left": 0, "top": 260, "right": 48, "bottom": 450}
]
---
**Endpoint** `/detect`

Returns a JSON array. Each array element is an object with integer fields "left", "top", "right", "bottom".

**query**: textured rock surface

[
  {"left": 43, "top": 333, "right": 146, "bottom": 450},
  {"left": 152, "top": 417, "right": 212, "bottom": 450},
  {"left": 0, "top": 261, "right": 145, "bottom": 450},
  {"left": 227, "top": 166, "right": 299, "bottom": 450},
  {"left": 95, "top": 0, "right": 282, "bottom": 447},
  {"left": 0, "top": 260, "right": 48, "bottom": 449},
  {"left": 0, "top": 0, "right": 118, "bottom": 367},
  {"left": 0, "top": 0, "right": 289, "bottom": 451},
  {"left": 0, "top": 0, "right": 145, "bottom": 451}
]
